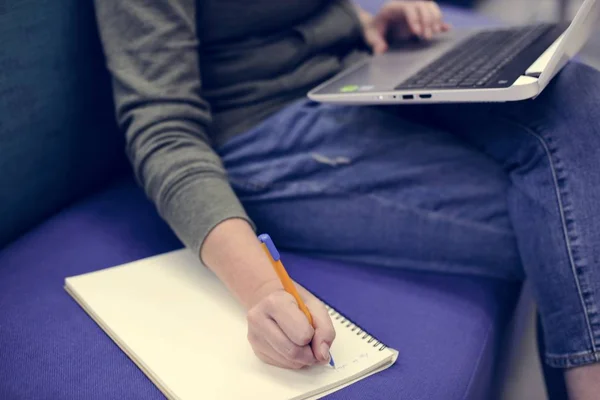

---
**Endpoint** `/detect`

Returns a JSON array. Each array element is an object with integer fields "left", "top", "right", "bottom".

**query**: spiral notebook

[{"left": 64, "top": 249, "right": 398, "bottom": 400}]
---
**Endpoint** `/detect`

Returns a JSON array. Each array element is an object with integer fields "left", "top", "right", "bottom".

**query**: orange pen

[{"left": 258, "top": 233, "right": 334, "bottom": 367}]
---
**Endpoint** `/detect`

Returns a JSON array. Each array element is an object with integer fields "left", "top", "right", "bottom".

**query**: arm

[
  {"left": 93, "top": 0, "right": 251, "bottom": 258},
  {"left": 201, "top": 218, "right": 281, "bottom": 309},
  {"left": 202, "top": 218, "right": 336, "bottom": 368},
  {"left": 94, "top": 0, "right": 334, "bottom": 368}
]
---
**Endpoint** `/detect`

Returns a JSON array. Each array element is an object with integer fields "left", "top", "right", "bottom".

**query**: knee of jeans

[
  {"left": 557, "top": 61, "right": 599, "bottom": 87},
  {"left": 499, "top": 62, "right": 599, "bottom": 144},
  {"left": 542, "top": 61, "right": 600, "bottom": 112}
]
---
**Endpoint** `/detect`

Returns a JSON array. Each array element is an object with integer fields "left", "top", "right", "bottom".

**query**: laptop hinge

[{"left": 524, "top": 34, "right": 565, "bottom": 78}]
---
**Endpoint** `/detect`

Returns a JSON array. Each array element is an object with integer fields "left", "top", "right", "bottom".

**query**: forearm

[{"left": 201, "top": 218, "right": 282, "bottom": 309}]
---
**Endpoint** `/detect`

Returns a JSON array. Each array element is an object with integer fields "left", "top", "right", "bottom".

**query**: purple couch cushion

[
  {"left": 0, "top": 179, "right": 518, "bottom": 400},
  {"left": 0, "top": 4, "right": 518, "bottom": 400}
]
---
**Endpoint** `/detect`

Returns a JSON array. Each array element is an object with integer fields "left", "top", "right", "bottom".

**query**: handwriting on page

[{"left": 331, "top": 353, "right": 369, "bottom": 372}]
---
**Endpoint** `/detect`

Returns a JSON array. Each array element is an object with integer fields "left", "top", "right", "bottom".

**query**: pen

[{"left": 258, "top": 233, "right": 335, "bottom": 368}]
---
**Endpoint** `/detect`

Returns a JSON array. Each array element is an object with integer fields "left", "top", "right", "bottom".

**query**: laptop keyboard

[{"left": 395, "top": 24, "right": 558, "bottom": 90}]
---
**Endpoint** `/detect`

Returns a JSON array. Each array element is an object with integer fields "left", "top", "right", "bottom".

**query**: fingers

[
  {"left": 305, "top": 299, "right": 336, "bottom": 364},
  {"left": 254, "top": 317, "right": 316, "bottom": 366},
  {"left": 294, "top": 283, "right": 337, "bottom": 364},
  {"left": 414, "top": 2, "right": 434, "bottom": 39},
  {"left": 246, "top": 290, "right": 318, "bottom": 369},
  {"left": 253, "top": 346, "right": 305, "bottom": 370},
  {"left": 376, "top": 2, "right": 421, "bottom": 39},
  {"left": 415, "top": 1, "right": 447, "bottom": 39},
  {"left": 359, "top": 9, "right": 388, "bottom": 54},
  {"left": 247, "top": 316, "right": 316, "bottom": 368},
  {"left": 267, "top": 319, "right": 316, "bottom": 365},
  {"left": 376, "top": 1, "right": 449, "bottom": 41},
  {"left": 401, "top": 3, "right": 423, "bottom": 38},
  {"left": 268, "top": 294, "right": 315, "bottom": 346},
  {"left": 364, "top": 25, "right": 389, "bottom": 54},
  {"left": 429, "top": 2, "right": 443, "bottom": 35},
  {"left": 428, "top": 2, "right": 452, "bottom": 34}
]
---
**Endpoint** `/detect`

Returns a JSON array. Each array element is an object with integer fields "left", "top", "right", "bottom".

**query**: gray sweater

[{"left": 94, "top": 0, "right": 365, "bottom": 254}]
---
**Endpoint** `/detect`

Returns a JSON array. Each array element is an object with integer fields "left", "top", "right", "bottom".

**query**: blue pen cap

[{"left": 258, "top": 234, "right": 280, "bottom": 261}]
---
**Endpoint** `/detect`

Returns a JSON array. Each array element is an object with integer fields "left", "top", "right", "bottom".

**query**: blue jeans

[{"left": 218, "top": 62, "right": 600, "bottom": 369}]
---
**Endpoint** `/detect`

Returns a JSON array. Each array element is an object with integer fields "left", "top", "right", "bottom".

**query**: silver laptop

[{"left": 309, "top": 0, "right": 598, "bottom": 104}]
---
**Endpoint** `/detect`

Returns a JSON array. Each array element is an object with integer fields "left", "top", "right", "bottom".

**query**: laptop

[{"left": 309, "top": 0, "right": 598, "bottom": 104}]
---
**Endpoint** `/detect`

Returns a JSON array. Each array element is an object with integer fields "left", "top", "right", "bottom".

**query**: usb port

[
  {"left": 419, "top": 94, "right": 432, "bottom": 99},
  {"left": 402, "top": 95, "right": 414, "bottom": 100}
]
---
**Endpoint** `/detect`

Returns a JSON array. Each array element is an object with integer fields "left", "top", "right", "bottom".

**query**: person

[{"left": 93, "top": 1, "right": 600, "bottom": 398}]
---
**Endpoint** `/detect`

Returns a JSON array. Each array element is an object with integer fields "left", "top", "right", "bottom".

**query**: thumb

[
  {"left": 363, "top": 24, "right": 388, "bottom": 54},
  {"left": 306, "top": 303, "right": 336, "bottom": 364},
  {"left": 311, "top": 327, "right": 335, "bottom": 364}
]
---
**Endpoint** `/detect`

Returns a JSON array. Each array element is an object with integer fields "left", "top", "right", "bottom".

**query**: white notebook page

[{"left": 65, "top": 249, "right": 398, "bottom": 400}]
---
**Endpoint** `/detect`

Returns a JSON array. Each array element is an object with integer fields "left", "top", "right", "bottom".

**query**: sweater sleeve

[{"left": 93, "top": 0, "right": 254, "bottom": 255}]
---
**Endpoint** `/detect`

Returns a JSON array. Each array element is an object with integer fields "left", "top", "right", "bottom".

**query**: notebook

[{"left": 65, "top": 249, "right": 398, "bottom": 400}]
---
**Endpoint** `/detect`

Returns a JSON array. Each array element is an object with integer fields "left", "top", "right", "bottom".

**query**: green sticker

[{"left": 340, "top": 85, "right": 359, "bottom": 93}]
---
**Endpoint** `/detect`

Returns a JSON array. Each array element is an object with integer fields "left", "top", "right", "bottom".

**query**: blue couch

[{"left": 0, "top": 1, "right": 522, "bottom": 399}]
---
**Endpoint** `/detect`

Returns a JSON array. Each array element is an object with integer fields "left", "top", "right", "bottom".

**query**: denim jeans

[{"left": 217, "top": 61, "right": 600, "bottom": 369}]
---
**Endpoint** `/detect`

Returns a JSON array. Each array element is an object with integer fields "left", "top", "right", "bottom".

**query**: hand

[
  {"left": 200, "top": 219, "right": 335, "bottom": 369},
  {"left": 359, "top": 1, "right": 451, "bottom": 54},
  {"left": 247, "top": 285, "right": 336, "bottom": 369}
]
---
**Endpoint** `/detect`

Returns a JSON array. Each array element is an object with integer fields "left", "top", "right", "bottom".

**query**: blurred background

[{"left": 474, "top": 0, "right": 600, "bottom": 68}]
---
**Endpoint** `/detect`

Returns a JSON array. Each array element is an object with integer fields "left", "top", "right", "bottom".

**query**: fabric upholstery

[
  {"left": 0, "top": 179, "right": 519, "bottom": 400},
  {"left": 0, "top": 1, "right": 492, "bottom": 249},
  {"left": 0, "top": 3, "right": 519, "bottom": 400},
  {"left": 0, "top": 0, "right": 126, "bottom": 247}
]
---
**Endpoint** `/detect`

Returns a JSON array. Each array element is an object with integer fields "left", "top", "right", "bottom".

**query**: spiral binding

[{"left": 325, "top": 305, "right": 388, "bottom": 351}]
